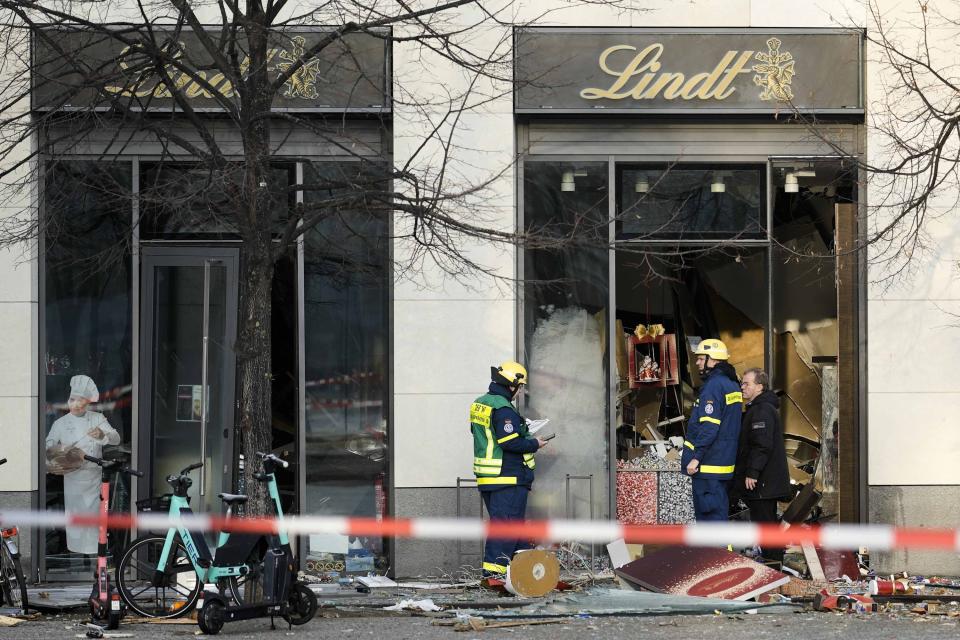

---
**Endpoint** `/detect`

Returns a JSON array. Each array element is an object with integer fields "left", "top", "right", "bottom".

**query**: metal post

[
  {"left": 456, "top": 477, "right": 480, "bottom": 572},
  {"left": 200, "top": 260, "right": 211, "bottom": 499},
  {"left": 565, "top": 474, "right": 595, "bottom": 570}
]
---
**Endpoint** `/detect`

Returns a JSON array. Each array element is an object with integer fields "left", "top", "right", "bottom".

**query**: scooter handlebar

[
  {"left": 83, "top": 455, "right": 141, "bottom": 477},
  {"left": 181, "top": 462, "right": 204, "bottom": 474},
  {"left": 255, "top": 451, "right": 289, "bottom": 468}
]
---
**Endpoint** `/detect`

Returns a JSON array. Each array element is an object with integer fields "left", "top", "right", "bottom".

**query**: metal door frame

[{"left": 138, "top": 246, "right": 239, "bottom": 512}]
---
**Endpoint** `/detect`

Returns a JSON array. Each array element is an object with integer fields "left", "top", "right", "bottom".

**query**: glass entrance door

[{"left": 139, "top": 248, "right": 238, "bottom": 512}]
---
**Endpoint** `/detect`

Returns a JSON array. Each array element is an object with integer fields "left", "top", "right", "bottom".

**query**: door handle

[{"left": 200, "top": 261, "right": 210, "bottom": 497}]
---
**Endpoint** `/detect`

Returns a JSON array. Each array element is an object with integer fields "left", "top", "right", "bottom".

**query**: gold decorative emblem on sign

[
  {"left": 274, "top": 35, "right": 322, "bottom": 99},
  {"left": 752, "top": 37, "right": 795, "bottom": 102}
]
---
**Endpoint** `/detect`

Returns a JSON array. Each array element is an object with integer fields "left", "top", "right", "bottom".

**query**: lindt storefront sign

[
  {"left": 514, "top": 28, "right": 863, "bottom": 114},
  {"left": 32, "top": 28, "right": 390, "bottom": 113}
]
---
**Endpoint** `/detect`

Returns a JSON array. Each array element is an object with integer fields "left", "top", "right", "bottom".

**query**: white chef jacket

[{"left": 45, "top": 410, "right": 121, "bottom": 554}]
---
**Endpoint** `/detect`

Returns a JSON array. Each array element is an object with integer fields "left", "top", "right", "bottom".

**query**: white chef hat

[{"left": 69, "top": 375, "right": 99, "bottom": 402}]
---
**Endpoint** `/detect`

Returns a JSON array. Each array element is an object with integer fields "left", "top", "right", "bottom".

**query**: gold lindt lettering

[
  {"left": 641, "top": 72, "right": 685, "bottom": 99},
  {"left": 679, "top": 51, "right": 737, "bottom": 99},
  {"left": 580, "top": 43, "right": 757, "bottom": 102},
  {"left": 703, "top": 50, "right": 754, "bottom": 99},
  {"left": 581, "top": 44, "right": 663, "bottom": 99},
  {"left": 102, "top": 47, "right": 282, "bottom": 100}
]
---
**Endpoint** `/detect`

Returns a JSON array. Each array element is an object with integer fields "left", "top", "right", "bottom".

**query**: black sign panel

[
  {"left": 515, "top": 28, "right": 863, "bottom": 114},
  {"left": 32, "top": 27, "right": 390, "bottom": 113}
]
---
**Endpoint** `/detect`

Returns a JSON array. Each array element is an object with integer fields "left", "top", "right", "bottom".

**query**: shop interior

[{"left": 613, "top": 159, "right": 857, "bottom": 525}]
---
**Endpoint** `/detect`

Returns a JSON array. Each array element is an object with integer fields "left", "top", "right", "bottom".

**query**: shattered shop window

[
  {"left": 522, "top": 160, "right": 610, "bottom": 520},
  {"left": 302, "top": 161, "right": 390, "bottom": 574}
]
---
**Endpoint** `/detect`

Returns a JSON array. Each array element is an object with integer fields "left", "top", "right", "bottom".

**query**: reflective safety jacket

[
  {"left": 681, "top": 362, "right": 743, "bottom": 480},
  {"left": 470, "top": 383, "right": 538, "bottom": 491}
]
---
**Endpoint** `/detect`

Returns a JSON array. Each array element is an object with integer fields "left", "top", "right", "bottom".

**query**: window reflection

[
  {"left": 618, "top": 165, "right": 765, "bottom": 239},
  {"left": 139, "top": 163, "right": 295, "bottom": 237},
  {"left": 43, "top": 161, "right": 132, "bottom": 575},
  {"left": 303, "top": 162, "right": 389, "bottom": 573}
]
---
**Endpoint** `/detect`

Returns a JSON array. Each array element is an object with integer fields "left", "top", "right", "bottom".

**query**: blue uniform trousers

[
  {"left": 692, "top": 477, "right": 729, "bottom": 522},
  {"left": 480, "top": 486, "right": 530, "bottom": 575}
]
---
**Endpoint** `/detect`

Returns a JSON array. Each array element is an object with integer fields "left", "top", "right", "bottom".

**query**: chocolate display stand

[{"left": 615, "top": 546, "right": 790, "bottom": 601}]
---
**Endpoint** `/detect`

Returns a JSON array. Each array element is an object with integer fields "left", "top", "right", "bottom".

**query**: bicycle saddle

[{"left": 217, "top": 493, "right": 249, "bottom": 505}]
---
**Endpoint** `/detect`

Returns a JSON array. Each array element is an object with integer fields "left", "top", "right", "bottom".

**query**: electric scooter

[
  {"left": 83, "top": 454, "right": 142, "bottom": 630},
  {"left": 196, "top": 452, "right": 317, "bottom": 635}
]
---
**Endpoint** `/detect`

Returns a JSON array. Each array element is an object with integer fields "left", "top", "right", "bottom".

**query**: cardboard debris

[
  {"left": 506, "top": 550, "right": 560, "bottom": 598},
  {"left": 0, "top": 615, "right": 23, "bottom": 627},
  {"left": 615, "top": 546, "right": 790, "bottom": 601}
]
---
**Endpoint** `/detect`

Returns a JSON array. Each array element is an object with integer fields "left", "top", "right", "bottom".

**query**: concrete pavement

[{"left": 5, "top": 609, "right": 960, "bottom": 639}]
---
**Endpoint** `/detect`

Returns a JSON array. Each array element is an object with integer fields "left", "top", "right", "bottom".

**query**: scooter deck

[{"left": 218, "top": 601, "right": 286, "bottom": 622}]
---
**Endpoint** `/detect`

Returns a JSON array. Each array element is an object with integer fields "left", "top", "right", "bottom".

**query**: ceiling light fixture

[
  {"left": 560, "top": 170, "right": 575, "bottom": 192},
  {"left": 710, "top": 174, "right": 726, "bottom": 193},
  {"left": 784, "top": 173, "right": 799, "bottom": 193},
  {"left": 635, "top": 175, "right": 649, "bottom": 193}
]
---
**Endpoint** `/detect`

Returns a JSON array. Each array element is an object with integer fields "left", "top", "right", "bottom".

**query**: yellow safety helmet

[
  {"left": 694, "top": 338, "right": 729, "bottom": 361},
  {"left": 492, "top": 360, "right": 528, "bottom": 387}
]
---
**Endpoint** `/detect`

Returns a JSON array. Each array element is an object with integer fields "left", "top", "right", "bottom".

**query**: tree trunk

[
  {"left": 236, "top": 248, "right": 274, "bottom": 514},
  {"left": 236, "top": 13, "right": 276, "bottom": 516}
]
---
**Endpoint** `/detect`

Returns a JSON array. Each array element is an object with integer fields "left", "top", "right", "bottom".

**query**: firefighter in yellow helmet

[
  {"left": 680, "top": 339, "right": 743, "bottom": 521},
  {"left": 469, "top": 361, "right": 549, "bottom": 578}
]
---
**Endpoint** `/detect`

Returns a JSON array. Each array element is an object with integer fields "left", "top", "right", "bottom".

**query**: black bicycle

[{"left": 0, "top": 458, "right": 28, "bottom": 613}]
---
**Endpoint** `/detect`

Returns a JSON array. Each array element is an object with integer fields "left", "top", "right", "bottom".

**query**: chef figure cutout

[{"left": 45, "top": 375, "right": 120, "bottom": 554}]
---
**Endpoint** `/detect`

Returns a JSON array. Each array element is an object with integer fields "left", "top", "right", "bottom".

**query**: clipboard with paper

[{"left": 525, "top": 418, "right": 550, "bottom": 435}]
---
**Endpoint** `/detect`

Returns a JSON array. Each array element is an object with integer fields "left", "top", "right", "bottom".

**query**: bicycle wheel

[
  {"left": 116, "top": 535, "right": 201, "bottom": 618},
  {"left": 223, "top": 557, "right": 264, "bottom": 606},
  {"left": 0, "top": 542, "right": 28, "bottom": 612}
]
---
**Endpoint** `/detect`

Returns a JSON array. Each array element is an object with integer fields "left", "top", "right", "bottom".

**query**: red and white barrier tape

[{"left": 0, "top": 509, "right": 957, "bottom": 552}]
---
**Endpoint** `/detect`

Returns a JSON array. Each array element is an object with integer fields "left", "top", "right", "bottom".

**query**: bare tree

[
  {"left": 0, "top": 0, "right": 605, "bottom": 512},
  {"left": 773, "top": 0, "right": 960, "bottom": 285}
]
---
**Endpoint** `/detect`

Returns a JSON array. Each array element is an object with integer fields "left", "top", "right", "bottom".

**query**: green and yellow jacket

[{"left": 470, "top": 383, "right": 538, "bottom": 491}]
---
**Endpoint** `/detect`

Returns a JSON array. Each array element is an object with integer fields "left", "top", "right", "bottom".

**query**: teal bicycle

[{"left": 115, "top": 453, "right": 313, "bottom": 621}]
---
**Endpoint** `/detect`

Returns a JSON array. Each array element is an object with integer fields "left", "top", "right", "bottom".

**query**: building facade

[{"left": 0, "top": 1, "right": 955, "bottom": 581}]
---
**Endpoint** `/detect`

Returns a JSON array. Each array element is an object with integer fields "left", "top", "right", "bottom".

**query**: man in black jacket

[{"left": 733, "top": 368, "right": 792, "bottom": 561}]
